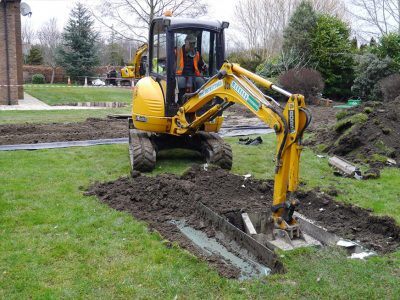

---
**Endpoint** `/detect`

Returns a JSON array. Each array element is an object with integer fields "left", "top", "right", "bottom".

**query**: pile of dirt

[
  {"left": 86, "top": 165, "right": 400, "bottom": 277},
  {"left": 0, "top": 118, "right": 127, "bottom": 145},
  {"left": 308, "top": 99, "right": 400, "bottom": 167}
]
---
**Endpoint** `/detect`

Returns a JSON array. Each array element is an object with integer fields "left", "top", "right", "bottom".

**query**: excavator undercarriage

[{"left": 128, "top": 128, "right": 232, "bottom": 173}]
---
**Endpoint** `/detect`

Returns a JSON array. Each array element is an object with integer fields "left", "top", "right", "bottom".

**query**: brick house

[{"left": 0, "top": 0, "right": 24, "bottom": 105}]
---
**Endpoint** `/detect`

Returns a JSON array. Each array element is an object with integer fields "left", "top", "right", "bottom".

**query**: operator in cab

[
  {"left": 176, "top": 34, "right": 207, "bottom": 77},
  {"left": 176, "top": 34, "right": 207, "bottom": 97}
]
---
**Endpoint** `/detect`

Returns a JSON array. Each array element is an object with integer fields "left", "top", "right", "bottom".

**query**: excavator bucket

[{"left": 192, "top": 202, "right": 369, "bottom": 274}]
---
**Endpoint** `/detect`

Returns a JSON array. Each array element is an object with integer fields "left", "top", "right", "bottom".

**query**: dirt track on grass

[
  {"left": 0, "top": 103, "right": 337, "bottom": 146},
  {"left": 0, "top": 118, "right": 128, "bottom": 145},
  {"left": 86, "top": 165, "right": 400, "bottom": 278}
]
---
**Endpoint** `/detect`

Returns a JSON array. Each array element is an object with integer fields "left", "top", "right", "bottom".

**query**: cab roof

[{"left": 153, "top": 16, "right": 227, "bottom": 32}]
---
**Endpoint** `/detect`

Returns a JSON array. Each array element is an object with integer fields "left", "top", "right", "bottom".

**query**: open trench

[{"left": 85, "top": 165, "right": 400, "bottom": 279}]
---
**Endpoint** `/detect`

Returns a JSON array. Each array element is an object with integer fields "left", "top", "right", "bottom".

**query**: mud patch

[
  {"left": 85, "top": 165, "right": 400, "bottom": 277},
  {"left": 0, "top": 118, "right": 127, "bottom": 145}
]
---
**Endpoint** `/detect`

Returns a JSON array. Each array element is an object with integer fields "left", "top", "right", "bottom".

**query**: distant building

[{"left": 0, "top": 0, "right": 24, "bottom": 105}]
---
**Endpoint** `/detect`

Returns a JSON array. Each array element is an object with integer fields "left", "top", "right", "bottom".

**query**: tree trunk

[{"left": 51, "top": 67, "right": 55, "bottom": 84}]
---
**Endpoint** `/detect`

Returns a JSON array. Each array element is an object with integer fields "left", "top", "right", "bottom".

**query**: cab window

[
  {"left": 152, "top": 22, "right": 167, "bottom": 76},
  {"left": 174, "top": 29, "right": 217, "bottom": 77}
]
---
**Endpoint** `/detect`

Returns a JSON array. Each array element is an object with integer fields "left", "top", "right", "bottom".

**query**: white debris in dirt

[
  {"left": 203, "top": 163, "right": 208, "bottom": 171},
  {"left": 319, "top": 208, "right": 325, "bottom": 212},
  {"left": 243, "top": 174, "right": 252, "bottom": 179},
  {"left": 350, "top": 252, "right": 375, "bottom": 260},
  {"left": 337, "top": 240, "right": 357, "bottom": 247},
  {"left": 317, "top": 155, "right": 325, "bottom": 158},
  {"left": 387, "top": 158, "right": 397, "bottom": 165},
  {"left": 241, "top": 185, "right": 246, "bottom": 188}
]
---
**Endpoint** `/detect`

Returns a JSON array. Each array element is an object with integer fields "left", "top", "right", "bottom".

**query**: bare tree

[
  {"left": 21, "top": 21, "right": 35, "bottom": 52},
  {"left": 233, "top": 0, "right": 346, "bottom": 58},
  {"left": 92, "top": 0, "right": 207, "bottom": 42},
  {"left": 349, "top": 0, "right": 400, "bottom": 36},
  {"left": 36, "top": 18, "right": 62, "bottom": 84}
]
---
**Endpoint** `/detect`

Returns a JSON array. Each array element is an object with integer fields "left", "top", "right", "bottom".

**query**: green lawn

[
  {"left": 0, "top": 136, "right": 399, "bottom": 298},
  {"left": 24, "top": 85, "right": 132, "bottom": 105},
  {"left": 0, "top": 108, "right": 131, "bottom": 125}
]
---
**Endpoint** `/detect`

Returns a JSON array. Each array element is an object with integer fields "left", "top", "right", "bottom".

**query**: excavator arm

[{"left": 170, "top": 62, "right": 312, "bottom": 235}]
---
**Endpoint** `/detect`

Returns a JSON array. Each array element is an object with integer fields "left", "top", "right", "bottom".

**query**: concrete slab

[{"left": 0, "top": 93, "right": 105, "bottom": 110}]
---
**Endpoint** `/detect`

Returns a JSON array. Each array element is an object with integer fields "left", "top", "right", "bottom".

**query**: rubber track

[
  {"left": 129, "top": 130, "right": 156, "bottom": 172},
  {"left": 197, "top": 132, "right": 233, "bottom": 170}
]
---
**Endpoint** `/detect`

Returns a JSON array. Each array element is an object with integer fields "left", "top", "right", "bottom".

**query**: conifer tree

[
  {"left": 282, "top": 1, "right": 317, "bottom": 61},
  {"left": 58, "top": 2, "right": 99, "bottom": 81},
  {"left": 26, "top": 46, "right": 43, "bottom": 65}
]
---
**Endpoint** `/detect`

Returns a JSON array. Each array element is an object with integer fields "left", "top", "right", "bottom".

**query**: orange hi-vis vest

[{"left": 176, "top": 47, "right": 201, "bottom": 76}]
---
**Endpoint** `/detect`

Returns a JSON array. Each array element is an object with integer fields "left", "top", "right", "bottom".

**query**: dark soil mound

[
  {"left": 0, "top": 118, "right": 127, "bottom": 145},
  {"left": 86, "top": 165, "right": 400, "bottom": 277},
  {"left": 309, "top": 98, "right": 400, "bottom": 167}
]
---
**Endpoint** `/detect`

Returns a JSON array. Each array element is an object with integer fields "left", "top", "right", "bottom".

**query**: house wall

[{"left": 0, "top": 0, "right": 23, "bottom": 105}]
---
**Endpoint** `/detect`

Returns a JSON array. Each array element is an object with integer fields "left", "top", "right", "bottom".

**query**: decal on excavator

[
  {"left": 231, "top": 81, "right": 260, "bottom": 111},
  {"left": 199, "top": 80, "right": 223, "bottom": 98},
  {"left": 289, "top": 110, "right": 295, "bottom": 133}
]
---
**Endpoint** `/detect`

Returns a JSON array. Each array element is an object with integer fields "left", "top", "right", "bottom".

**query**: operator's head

[{"left": 185, "top": 34, "right": 196, "bottom": 51}]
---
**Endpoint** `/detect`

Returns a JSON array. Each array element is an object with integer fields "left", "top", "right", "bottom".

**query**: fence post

[
  {"left": 67, "top": 77, "right": 71, "bottom": 86},
  {"left": 84, "top": 77, "right": 88, "bottom": 87}
]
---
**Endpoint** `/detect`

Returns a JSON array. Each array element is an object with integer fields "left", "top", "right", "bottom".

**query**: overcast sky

[
  {"left": 21, "top": 0, "right": 235, "bottom": 32},
  {"left": 22, "top": 0, "right": 376, "bottom": 44}
]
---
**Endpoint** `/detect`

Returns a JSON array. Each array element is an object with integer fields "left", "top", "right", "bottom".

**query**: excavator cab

[{"left": 148, "top": 17, "right": 229, "bottom": 116}]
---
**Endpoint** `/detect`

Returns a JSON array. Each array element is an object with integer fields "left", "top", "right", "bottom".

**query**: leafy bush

[
  {"left": 31, "top": 74, "right": 46, "bottom": 84},
  {"left": 377, "top": 73, "right": 400, "bottom": 102},
  {"left": 311, "top": 14, "right": 354, "bottom": 99},
  {"left": 351, "top": 53, "right": 396, "bottom": 100},
  {"left": 375, "top": 33, "right": 400, "bottom": 66},
  {"left": 227, "top": 50, "right": 263, "bottom": 73},
  {"left": 278, "top": 68, "right": 324, "bottom": 101},
  {"left": 256, "top": 48, "right": 314, "bottom": 79}
]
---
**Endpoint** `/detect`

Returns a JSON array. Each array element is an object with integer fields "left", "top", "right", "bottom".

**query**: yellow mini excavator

[
  {"left": 128, "top": 15, "right": 312, "bottom": 246},
  {"left": 121, "top": 43, "right": 148, "bottom": 80}
]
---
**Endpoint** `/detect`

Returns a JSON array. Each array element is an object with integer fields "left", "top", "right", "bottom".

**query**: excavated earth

[
  {"left": 0, "top": 118, "right": 128, "bottom": 145},
  {"left": 85, "top": 165, "right": 400, "bottom": 278},
  {"left": 0, "top": 103, "right": 337, "bottom": 146},
  {"left": 308, "top": 98, "right": 400, "bottom": 167}
]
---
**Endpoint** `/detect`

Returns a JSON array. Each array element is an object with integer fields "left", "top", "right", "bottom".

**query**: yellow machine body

[{"left": 132, "top": 77, "right": 224, "bottom": 134}]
